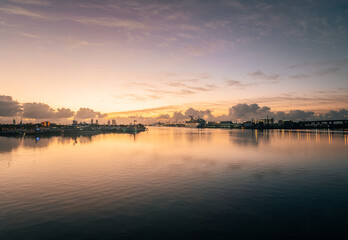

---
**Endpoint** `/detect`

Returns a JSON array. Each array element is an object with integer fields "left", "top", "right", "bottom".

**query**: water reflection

[
  {"left": 0, "top": 135, "right": 98, "bottom": 154},
  {"left": 228, "top": 129, "right": 347, "bottom": 147},
  {"left": 0, "top": 137, "right": 21, "bottom": 153},
  {"left": 0, "top": 127, "right": 347, "bottom": 239},
  {"left": 0, "top": 128, "right": 346, "bottom": 155}
]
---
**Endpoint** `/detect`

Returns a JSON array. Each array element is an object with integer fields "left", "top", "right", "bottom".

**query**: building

[
  {"left": 91, "top": 119, "right": 94, "bottom": 124},
  {"left": 107, "top": 120, "right": 111, "bottom": 125},
  {"left": 206, "top": 122, "right": 219, "bottom": 128},
  {"left": 96, "top": 119, "right": 99, "bottom": 125},
  {"left": 185, "top": 116, "right": 206, "bottom": 128},
  {"left": 13, "top": 119, "right": 15, "bottom": 125},
  {"left": 73, "top": 120, "right": 78, "bottom": 125},
  {"left": 253, "top": 118, "right": 274, "bottom": 125},
  {"left": 112, "top": 119, "right": 116, "bottom": 125},
  {"left": 243, "top": 121, "right": 253, "bottom": 128},
  {"left": 219, "top": 121, "right": 234, "bottom": 128},
  {"left": 41, "top": 121, "right": 50, "bottom": 127}
]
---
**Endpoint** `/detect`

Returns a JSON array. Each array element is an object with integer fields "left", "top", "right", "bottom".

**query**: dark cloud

[
  {"left": 227, "top": 103, "right": 347, "bottom": 122},
  {"left": 75, "top": 108, "right": 105, "bottom": 119},
  {"left": 228, "top": 103, "right": 272, "bottom": 120},
  {"left": 322, "top": 109, "right": 348, "bottom": 119},
  {"left": 22, "top": 102, "right": 56, "bottom": 119},
  {"left": 56, "top": 108, "right": 75, "bottom": 118},
  {"left": 22, "top": 103, "right": 75, "bottom": 119},
  {"left": 0, "top": 95, "right": 22, "bottom": 117},
  {"left": 185, "top": 107, "right": 214, "bottom": 120},
  {"left": 0, "top": 95, "right": 346, "bottom": 124},
  {"left": 156, "top": 114, "right": 170, "bottom": 120},
  {"left": 172, "top": 111, "right": 186, "bottom": 120},
  {"left": 275, "top": 110, "right": 315, "bottom": 121}
]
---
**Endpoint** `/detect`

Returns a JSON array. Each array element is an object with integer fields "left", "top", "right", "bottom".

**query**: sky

[{"left": 0, "top": 0, "right": 348, "bottom": 123}]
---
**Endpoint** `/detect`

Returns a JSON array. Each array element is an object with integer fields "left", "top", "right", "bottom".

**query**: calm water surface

[{"left": 0, "top": 127, "right": 348, "bottom": 239}]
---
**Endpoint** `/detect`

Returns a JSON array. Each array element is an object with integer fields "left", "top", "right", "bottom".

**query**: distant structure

[
  {"left": 20, "top": 118, "right": 22, "bottom": 125},
  {"left": 107, "top": 120, "right": 111, "bottom": 125},
  {"left": 41, "top": 121, "right": 50, "bottom": 127},
  {"left": 112, "top": 119, "right": 116, "bottom": 125},
  {"left": 13, "top": 119, "right": 16, "bottom": 125},
  {"left": 91, "top": 119, "right": 94, "bottom": 124},
  {"left": 96, "top": 119, "right": 99, "bottom": 125},
  {"left": 219, "top": 121, "right": 234, "bottom": 128},
  {"left": 253, "top": 118, "right": 274, "bottom": 125},
  {"left": 73, "top": 120, "right": 78, "bottom": 125},
  {"left": 185, "top": 116, "right": 206, "bottom": 128}
]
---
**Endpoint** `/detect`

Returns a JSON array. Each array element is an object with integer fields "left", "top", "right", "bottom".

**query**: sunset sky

[{"left": 1, "top": 0, "right": 348, "bottom": 123}]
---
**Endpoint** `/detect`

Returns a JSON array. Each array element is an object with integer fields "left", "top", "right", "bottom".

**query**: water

[{"left": 0, "top": 127, "right": 347, "bottom": 239}]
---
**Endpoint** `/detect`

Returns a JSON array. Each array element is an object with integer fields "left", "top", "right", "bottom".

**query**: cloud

[
  {"left": 22, "top": 102, "right": 56, "bottom": 119},
  {"left": 184, "top": 107, "right": 214, "bottom": 120},
  {"left": 60, "top": 38, "right": 105, "bottom": 49},
  {"left": 286, "top": 58, "right": 347, "bottom": 80},
  {"left": 226, "top": 103, "right": 348, "bottom": 122},
  {"left": 227, "top": 103, "right": 319, "bottom": 121},
  {"left": 0, "top": 5, "right": 52, "bottom": 19},
  {"left": 10, "top": 0, "right": 51, "bottom": 6},
  {"left": 156, "top": 114, "right": 171, "bottom": 120},
  {"left": 275, "top": 110, "right": 315, "bottom": 121},
  {"left": 248, "top": 71, "right": 279, "bottom": 80},
  {"left": 95, "top": 105, "right": 348, "bottom": 124},
  {"left": 322, "top": 109, "right": 348, "bottom": 119},
  {"left": 287, "top": 58, "right": 348, "bottom": 69},
  {"left": 1, "top": 93, "right": 347, "bottom": 124},
  {"left": 75, "top": 108, "right": 105, "bottom": 119},
  {"left": 228, "top": 103, "right": 272, "bottom": 120},
  {"left": 171, "top": 111, "right": 186, "bottom": 121},
  {"left": 220, "top": 0, "right": 245, "bottom": 10},
  {"left": 226, "top": 80, "right": 245, "bottom": 86},
  {"left": 21, "top": 103, "right": 75, "bottom": 119},
  {"left": 70, "top": 17, "right": 150, "bottom": 30},
  {"left": 289, "top": 74, "right": 309, "bottom": 79},
  {"left": 0, "top": 95, "right": 22, "bottom": 117},
  {"left": 122, "top": 105, "right": 348, "bottom": 124},
  {"left": 56, "top": 108, "right": 75, "bottom": 118},
  {"left": 18, "top": 32, "right": 40, "bottom": 39},
  {"left": 315, "top": 67, "right": 341, "bottom": 76},
  {"left": 108, "top": 105, "right": 178, "bottom": 116},
  {"left": 226, "top": 80, "right": 257, "bottom": 87}
]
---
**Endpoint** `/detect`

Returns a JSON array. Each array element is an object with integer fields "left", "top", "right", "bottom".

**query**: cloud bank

[
  {"left": 0, "top": 95, "right": 347, "bottom": 124},
  {"left": 0, "top": 95, "right": 22, "bottom": 117}
]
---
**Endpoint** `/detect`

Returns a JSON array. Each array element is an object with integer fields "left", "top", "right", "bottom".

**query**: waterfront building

[
  {"left": 107, "top": 120, "right": 111, "bottom": 125},
  {"left": 112, "top": 119, "right": 116, "bottom": 125},
  {"left": 185, "top": 116, "right": 206, "bottom": 128},
  {"left": 96, "top": 119, "right": 99, "bottom": 125},
  {"left": 219, "top": 121, "right": 234, "bottom": 128},
  {"left": 13, "top": 119, "right": 16, "bottom": 125},
  {"left": 243, "top": 121, "right": 253, "bottom": 128},
  {"left": 41, "top": 121, "right": 50, "bottom": 127},
  {"left": 206, "top": 122, "right": 219, "bottom": 128},
  {"left": 253, "top": 118, "right": 274, "bottom": 125},
  {"left": 91, "top": 119, "right": 94, "bottom": 124}
]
